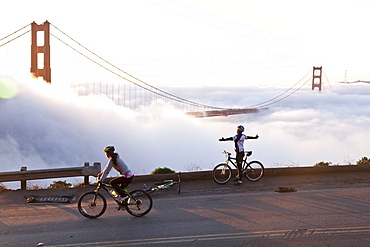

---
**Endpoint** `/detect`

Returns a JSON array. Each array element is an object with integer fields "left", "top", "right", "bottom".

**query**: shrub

[
  {"left": 356, "top": 157, "right": 370, "bottom": 165},
  {"left": 28, "top": 184, "right": 44, "bottom": 190},
  {"left": 47, "top": 180, "right": 72, "bottom": 189},
  {"left": 73, "top": 182, "right": 87, "bottom": 188},
  {"left": 0, "top": 183, "right": 11, "bottom": 192},
  {"left": 151, "top": 167, "right": 175, "bottom": 175},
  {"left": 185, "top": 163, "right": 202, "bottom": 172},
  {"left": 314, "top": 161, "right": 331, "bottom": 167}
]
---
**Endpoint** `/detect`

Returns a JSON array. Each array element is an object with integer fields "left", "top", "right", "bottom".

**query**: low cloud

[{"left": 0, "top": 79, "right": 369, "bottom": 179}]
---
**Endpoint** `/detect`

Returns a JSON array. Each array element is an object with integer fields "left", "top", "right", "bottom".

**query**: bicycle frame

[
  {"left": 144, "top": 180, "right": 179, "bottom": 194},
  {"left": 223, "top": 150, "right": 252, "bottom": 172},
  {"left": 95, "top": 181, "right": 135, "bottom": 202}
]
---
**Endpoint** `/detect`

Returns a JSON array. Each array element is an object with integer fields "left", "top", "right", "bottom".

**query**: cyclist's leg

[
  {"left": 110, "top": 176, "right": 133, "bottom": 196},
  {"left": 120, "top": 176, "right": 134, "bottom": 190},
  {"left": 236, "top": 152, "right": 244, "bottom": 181}
]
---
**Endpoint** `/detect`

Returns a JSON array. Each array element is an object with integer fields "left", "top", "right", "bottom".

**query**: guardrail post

[
  {"left": 20, "top": 167, "right": 27, "bottom": 190},
  {"left": 84, "top": 162, "right": 89, "bottom": 185},
  {"left": 178, "top": 172, "right": 181, "bottom": 194},
  {"left": 93, "top": 162, "right": 101, "bottom": 171},
  {"left": 93, "top": 162, "right": 101, "bottom": 182}
]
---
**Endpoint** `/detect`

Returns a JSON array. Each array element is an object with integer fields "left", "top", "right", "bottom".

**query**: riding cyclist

[
  {"left": 219, "top": 125, "right": 259, "bottom": 186},
  {"left": 98, "top": 146, "right": 134, "bottom": 202}
]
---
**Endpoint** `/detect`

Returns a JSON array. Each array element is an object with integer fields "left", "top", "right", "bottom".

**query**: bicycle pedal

[
  {"left": 116, "top": 204, "right": 126, "bottom": 211},
  {"left": 118, "top": 200, "right": 127, "bottom": 205}
]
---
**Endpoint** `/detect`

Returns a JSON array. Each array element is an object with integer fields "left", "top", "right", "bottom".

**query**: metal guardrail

[
  {"left": 2, "top": 163, "right": 369, "bottom": 190},
  {"left": 0, "top": 162, "right": 101, "bottom": 190},
  {"left": 132, "top": 164, "right": 370, "bottom": 183}
]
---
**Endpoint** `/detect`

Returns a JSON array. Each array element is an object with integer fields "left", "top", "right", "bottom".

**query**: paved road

[{"left": 1, "top": 173, "right": 370, "bottom": 246}]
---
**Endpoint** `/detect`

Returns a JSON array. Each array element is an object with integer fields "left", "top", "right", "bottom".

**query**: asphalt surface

[{"left": 1, "top": 170, "right": 370, "bottom": 246}]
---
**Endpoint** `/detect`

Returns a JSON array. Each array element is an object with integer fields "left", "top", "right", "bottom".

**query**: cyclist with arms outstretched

[{"left": 219, "top": 125, "right": 259, "bottom": 186}]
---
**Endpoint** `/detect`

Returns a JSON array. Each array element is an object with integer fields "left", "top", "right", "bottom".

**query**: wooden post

[
  {"left": 84, "top": 162, "right": 89, "bottom": 186},
  {"left": 20, "top": 167, "right": 27, "bottom": 190}
]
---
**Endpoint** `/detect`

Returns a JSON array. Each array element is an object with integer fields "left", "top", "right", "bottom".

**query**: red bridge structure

[{"left": 1, "top": 20, "right": 324, "bottom": 117}]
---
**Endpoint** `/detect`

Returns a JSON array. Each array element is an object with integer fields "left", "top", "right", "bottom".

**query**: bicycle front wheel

[
  {"left": 245, "top": 161, "right": 264, "bottom": 182},
  {"left": 125, "top": 190, "right": 153, "bottom": 217},
  {"left": 77, "top": 192, "right": 107, "bottom": 219},
  {"left": 213, "top": 163, "right": 232, "bottom": 184}
]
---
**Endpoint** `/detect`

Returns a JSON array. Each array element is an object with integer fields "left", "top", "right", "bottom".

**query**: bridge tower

[
  {"left": 30, "top": 21, "right": 51, "bottom": 83},
  {"left": 312, "top": 66, "right": 322, "bottom": 91}
]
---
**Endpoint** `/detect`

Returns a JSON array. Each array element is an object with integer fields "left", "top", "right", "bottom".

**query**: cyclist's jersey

[
  {"left": 232, "top": 133, "right": 248, "bottom": 152},
  {"left": 100, "top": 154, "right": 134, "bottom": 181}
]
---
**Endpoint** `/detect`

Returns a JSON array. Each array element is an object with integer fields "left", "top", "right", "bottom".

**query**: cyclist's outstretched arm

[
  {"left": 219, "top": 137, "right": 233, "bottom": 141},
  {"left": 247, "top": 134, "right": 259, "bottom": 139}
]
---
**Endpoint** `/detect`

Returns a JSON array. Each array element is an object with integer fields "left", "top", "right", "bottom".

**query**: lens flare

[{"left": 0, "top": 77, "right": 19, "bottom": 99}]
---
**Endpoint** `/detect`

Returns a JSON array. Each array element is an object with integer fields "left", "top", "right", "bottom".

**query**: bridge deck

[{"left": 187, "top": 108, "right": 260, "bottom": 118}]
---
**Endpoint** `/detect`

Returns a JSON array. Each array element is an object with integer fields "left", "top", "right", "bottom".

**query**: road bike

[
  {"left": 213, "top": 150, "right": 264, "bottom": 184},
  {"left": 77, "top": 180, "right": 153, "bottom": 219}
]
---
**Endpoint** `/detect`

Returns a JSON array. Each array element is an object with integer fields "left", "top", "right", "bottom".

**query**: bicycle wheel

[
  {"left": 78, "top": 192, "right": 107, "bottom": 219},
  {"left": 213, "top": 163, "right": 232, "bottom": 184},
  {"left": 125, "top": 190, "right": 153, "bottom": 217},
  {"left": 245, "top": 160, "right": 264, "bottom": 182}
]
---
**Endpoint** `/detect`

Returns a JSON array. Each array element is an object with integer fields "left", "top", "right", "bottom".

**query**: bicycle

[
  {"left": 144, "top": 180, "right": 180, "bottom": 194},
  {"left": 213, "top": 150, "right": 264, "bottom": 184},
  {"left": 77, "top": 180, "right": 153, "bottom": 219}
]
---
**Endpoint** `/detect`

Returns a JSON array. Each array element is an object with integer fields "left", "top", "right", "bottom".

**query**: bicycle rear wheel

[
  {"left": 78, "top": 192, "right": 107, "bottom": 219},
  {"left": 125, "top": 190, "right": 152, "bottom": 217},
  {"left": 245, "top": 161, "right": 264, "bottom": 182},
  {"left": 213, "top": 163, "right": 232, "bottom": 184}
]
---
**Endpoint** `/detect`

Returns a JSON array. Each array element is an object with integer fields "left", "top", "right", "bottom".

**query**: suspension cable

[
  {"left": 50, "top": 23, "right": 223, "bottom": 110},
  {"left": 50, "top": 32, "right": 220, "bottom": 109},
  {"left": 323, "top": 71, "right": 332, "bottom": 88},
  {"left": 0, "top": 30, "right": 30, "bottom": 48},
  {"left": 247, "top": 69, "right": 312, "bottom": 108},
  {"left": 0, "top": 23, "right": 31, "bottom": 42},
  {"left": 256, "top": 77, "right": 312, "bottom": 108}
]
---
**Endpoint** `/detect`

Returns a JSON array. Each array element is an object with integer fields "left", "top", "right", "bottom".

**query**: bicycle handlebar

[
  {"left": 222, "top": 150, "right": 253, "bottom": 157},
  {"left": 96, "top": 177, "right": 109, "bottom": 186}
]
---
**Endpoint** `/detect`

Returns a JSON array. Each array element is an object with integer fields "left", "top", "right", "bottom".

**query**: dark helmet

[
  {"left": 237, "top": 125, "right": 244, "bottom": 132},
  {"left": 104, "top": 146, "right": 115, "bottom": 153}
]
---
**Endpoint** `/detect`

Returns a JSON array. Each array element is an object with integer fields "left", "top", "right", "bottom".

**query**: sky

[
  {"left": 0, "top": 1, "right": 370, "bottom": 188},
  {"left": 1, "top": 0, "right": 370, "bottom": 87}
]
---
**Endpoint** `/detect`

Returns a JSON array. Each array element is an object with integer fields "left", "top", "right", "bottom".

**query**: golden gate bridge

[{"left": 0, "top": 21, "right": 327, "bottom": 117}]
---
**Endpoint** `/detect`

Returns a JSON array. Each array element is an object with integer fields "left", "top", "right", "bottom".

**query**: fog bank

[{"left": 1, "top": 79, "right": 369, "bottom": 180}]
